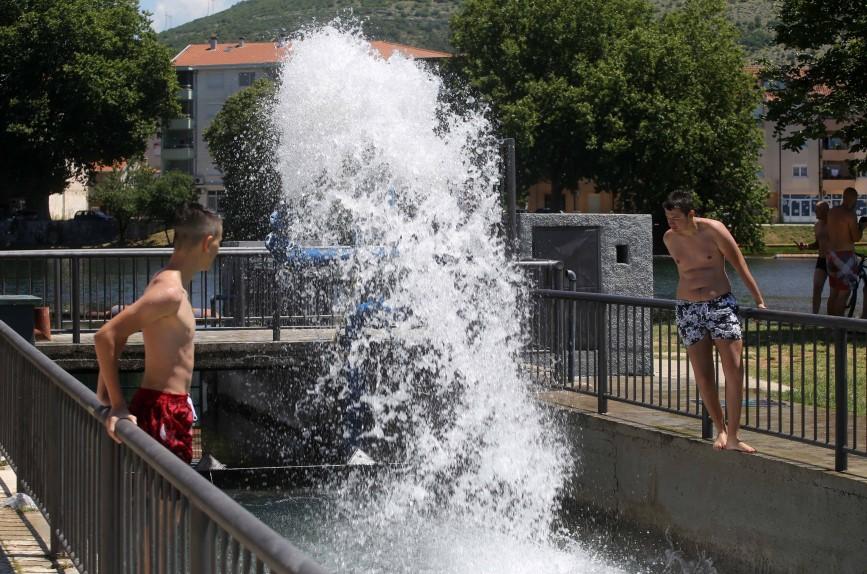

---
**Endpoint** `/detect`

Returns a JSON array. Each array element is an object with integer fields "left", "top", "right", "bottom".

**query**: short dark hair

[
  {"left": 173, "top": 203, "right": 222, "bottom": 248},
  {"left": 662, "top": 191, "right": 695, "bottom": 216}
]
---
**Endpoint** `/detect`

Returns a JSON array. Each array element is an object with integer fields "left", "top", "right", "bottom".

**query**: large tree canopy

[
  {"left": 451, "top": 0, "right": 768, "bottom": 249},
  {"left": 204, "top": 78, "right": 281, "bottom": 241},
  {"left": 764, "top": 0, "right": 867, "bottom": 170},
  {"left": 0, "top": 0, "right": 179, "bottom": 212}
]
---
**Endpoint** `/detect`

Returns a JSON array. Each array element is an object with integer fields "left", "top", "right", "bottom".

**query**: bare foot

[
  {"left": 725, "top": 438, "right": 756, "bottom": 453},
  {"left": 713, "top": 431, "right": 727, "bottom": 450}
]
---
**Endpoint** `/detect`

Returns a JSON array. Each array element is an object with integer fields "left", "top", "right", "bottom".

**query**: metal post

[
  {"left": 190, "top": 506, "right": 212, "bottom": 574},
  {"left": 53, "top": 259, "right": 62, "bottom": 331},
  {"left": 272, "top": 310, "right": 280, "bottom": 342},
  {"left": 503, "top": 138, "right": 517, "bottom": 254},
  {"left": 98, "top": 437, "right": 119, "bottom": 573},
  {"left": 701, "top": 404, "right": 713, "bottom": 440},
  {"left": 596, "top": 302, "right": 608, "bottom": 413},
  {"left": 71, "top": 257, "right": 80, "bottom": 344},
  {"left": 566, "top": 271, "right": 576, "bottom": 384},
  {"left": 834, "top": 328, "right": 848, "bottom": 472}
]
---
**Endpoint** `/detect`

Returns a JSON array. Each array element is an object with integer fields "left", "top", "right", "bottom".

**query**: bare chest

[
  {"left": 144, "top": 299, "right": 195, "bottom": 349},
  {"left": 667, "top": 232, "right": 722, "bottom": 271}
]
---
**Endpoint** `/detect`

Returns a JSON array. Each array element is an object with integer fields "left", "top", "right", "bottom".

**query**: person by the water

[
  {"left": 662, "top": 191, "right": 765, "bottom": 453},
  {"left": 797, "top": 200, "right": 830, "bottom": 314},
  {"left": 824, "top": 187, "right": 865, "bottom": 316},
  {"left": 95, "top": 203, "right": 223, "bottom": 462}
]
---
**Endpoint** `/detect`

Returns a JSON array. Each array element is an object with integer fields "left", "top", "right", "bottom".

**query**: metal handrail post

[
  {"left": 701, "top": 404, "right": 713, "bottom": 440},
  {"left": 190, "top": 506, "right": 213, "bottom": 573},
  {"left": 98, "top": 436, "right": 120, "bottom": 573},
  {"left": 596, "top": 301, "right": 609, "bottom": 413},
  {"left": 835, "top": 328, "right": 848, "bottom": 471},
  {"left": 71, "top": 256, "right": 80, "bottom": 344},
  {"left": 53, "top": 258, "right": 62, "bottom": 331},
  {"left": 566, "top": 271, "right": 576, "bottom": 383}
]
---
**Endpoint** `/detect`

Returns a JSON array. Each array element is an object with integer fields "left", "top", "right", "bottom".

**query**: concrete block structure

[{"left": 517, "top": 213, "right": 653, "bottom": 376}]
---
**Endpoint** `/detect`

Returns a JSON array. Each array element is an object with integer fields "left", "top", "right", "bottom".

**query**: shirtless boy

[
  {"left": 662, "top": 191, "right": 765, "bottom": 453},
  {"left": 824, "top": 188, "right": 864, "bottom": 316},
  {"left": 797, "top": 201, "right": 830, "bottom": 314},
  {"left": 95, "top": 204, "right": 222, "bottom": 462}
]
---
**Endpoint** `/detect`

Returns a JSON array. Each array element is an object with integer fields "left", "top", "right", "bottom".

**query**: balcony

[
  {"left": 176, "top": 87, "right": 193, "bottom": 101},
  {"left": 162, "top": 146, "right": 194, "bottom": 161},
  {"left": 823, "top": 162, "right": 855, "bottom": 181},
  {"left": 168, "top": 117, "right": 193, "bottom": 131}
]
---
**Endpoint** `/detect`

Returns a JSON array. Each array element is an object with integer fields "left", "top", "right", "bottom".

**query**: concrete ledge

[
  {"left": 37, "top": 328, "right": 336, "bottom": 371},
  {"left": 544, "top": 396, "right": 867, "bottom": 573}
]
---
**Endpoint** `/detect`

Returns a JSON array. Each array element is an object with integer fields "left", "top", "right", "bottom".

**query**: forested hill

[{"left": 157, "top": 0, "right": 782, "bottom": 62}]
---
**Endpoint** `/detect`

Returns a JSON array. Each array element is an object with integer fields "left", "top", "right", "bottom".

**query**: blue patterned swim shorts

[{"left": 675, "top": 292, "right": 742, "bottom": 347}]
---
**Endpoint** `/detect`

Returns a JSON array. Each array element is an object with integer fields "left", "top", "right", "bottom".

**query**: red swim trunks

[{"left": 128, "top": 388, "right": 194, "bottom": 463}]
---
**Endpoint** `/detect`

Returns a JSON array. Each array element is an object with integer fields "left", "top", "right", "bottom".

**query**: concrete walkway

[
  {"left": 0, "top": 465, "right": 77, "bottom": 574},
  {"left": 541, "top": 389, "right": 867, "bottom": 480}
]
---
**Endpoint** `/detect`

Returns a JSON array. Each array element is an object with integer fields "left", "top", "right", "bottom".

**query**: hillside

[{"left": 157, "top": 0, "right": 783, "bottom": 62}]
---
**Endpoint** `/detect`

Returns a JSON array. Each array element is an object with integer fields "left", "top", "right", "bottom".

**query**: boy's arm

[
  {"left": 94, "top": 285, "right": 184, "bottom": 443},
  {"left": 849, "top": 214, "right": 863, "bottom": 243},
  {"left": 712, "top": 222, "right": 766, "bottom": 309}
]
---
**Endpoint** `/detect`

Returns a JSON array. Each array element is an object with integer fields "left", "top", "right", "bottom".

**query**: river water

[{"left": 654, "top": 256, "right": 820, "bottom": 314}]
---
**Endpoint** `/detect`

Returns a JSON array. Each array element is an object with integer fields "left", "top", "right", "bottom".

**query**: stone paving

[{"left": 0, "top": 466, "right": 76, "bottom": 574}]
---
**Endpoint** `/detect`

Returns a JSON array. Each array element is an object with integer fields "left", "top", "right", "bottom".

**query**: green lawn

[{"left": 650, "top": 320, "right": 867, "bottom": 414}]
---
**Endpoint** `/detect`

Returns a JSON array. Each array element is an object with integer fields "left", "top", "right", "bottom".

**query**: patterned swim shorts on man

[
  {"left": 128, "top": 388, "right": 195, "bottom": 463},
  {"left": 675, "top": 292, "right": 742, "bottom": 348},
  {"left": 826, "top": 250, "right": 859, "bottom": 291}
]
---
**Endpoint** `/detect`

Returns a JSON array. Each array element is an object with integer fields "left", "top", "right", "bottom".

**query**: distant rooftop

[{"left": 172, "top": 39, "right": 451, "bottom": 68}]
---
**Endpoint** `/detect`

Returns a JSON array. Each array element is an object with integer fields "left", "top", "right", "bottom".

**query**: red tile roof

[{"left": 172, "top": 40, "right": 450, "bottom": 68}]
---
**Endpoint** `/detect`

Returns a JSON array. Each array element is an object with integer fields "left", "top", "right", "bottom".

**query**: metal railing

[
  {"left": 0, "top": 250, "right": 570, "bottom": 345},
  {"left": 529, "top": 289, "right": 867, "bottom": 471},
  {"left": 0, "top": 248, "right": 340, "bottom": 343},
  {"left": 0, "top": 320, "right": 329, "bottom": 573}
]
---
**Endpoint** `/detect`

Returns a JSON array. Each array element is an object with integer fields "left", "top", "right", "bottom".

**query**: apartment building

[
  {"left": 160, "top": 35, "right": 450, "bottom": 212},
  {"left": 760, "top": 120, "right": 867, "bottom": 222}
]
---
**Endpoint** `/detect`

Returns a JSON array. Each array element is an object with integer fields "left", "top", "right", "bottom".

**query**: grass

[{"left": 650, "top": 319, "right": 867, "bottom": 414}]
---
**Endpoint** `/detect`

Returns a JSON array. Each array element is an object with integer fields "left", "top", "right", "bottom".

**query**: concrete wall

[
  {"left": 551, "top": 402, "right": 867, "bottom": 573},
  {"left": 518, "top": 213, "right": 653, "bottom": 375},
  {"left": 517, "top": 213, "right": 653, "bottom": 297}
]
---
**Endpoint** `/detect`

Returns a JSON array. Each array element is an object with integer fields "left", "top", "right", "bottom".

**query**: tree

[
  {"left": 90, "top": 165, "right": 194, "bottom": 244},
  {"left": 0, "top": 0, "right": 179, "bottom": 214},
  {"left": 204, "top": 78, "right": 281, "bottom": 241},
  {"left": 90, "top": 170, "right": 142, "bottom": 243},
  {"left": 142, "top": 171, "right": 198, "bottom": 243},
  {"left": 764, "top": 0, "right": 867, "bottom": 172},
  {"left": 451, "top": 0, "right": 769, "bottom": 249}
]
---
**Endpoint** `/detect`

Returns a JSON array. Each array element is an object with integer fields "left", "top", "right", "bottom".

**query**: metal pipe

[{"left": 503, "top": 138, "right": 517, "bottom": 254}]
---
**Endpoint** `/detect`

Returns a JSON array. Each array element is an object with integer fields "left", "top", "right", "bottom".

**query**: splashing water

[{"left": 268, "top": 23, "right": 630, "bottom": 573}]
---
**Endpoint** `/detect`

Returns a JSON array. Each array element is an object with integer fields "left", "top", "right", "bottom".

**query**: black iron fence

[
  {"left": 0, "top": 248, "right": 340, "bottom": 342},
  {"left": 0, "top": 250, "right": 571, "bottom": 344},
  {"left": 0, "top": 319, "right": 329, "bottom": 574},
  {"left": 530, "top": 289, "right": 867, "bottom": 472}
]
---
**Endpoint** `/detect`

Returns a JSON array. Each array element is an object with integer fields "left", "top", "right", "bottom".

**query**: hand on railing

[{"left": 105, "top": 409, "right": 137, "bottom": 444}]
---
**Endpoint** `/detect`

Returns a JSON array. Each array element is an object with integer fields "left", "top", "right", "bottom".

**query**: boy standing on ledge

[
  {"left": 95, "top": 204, "right": 222, "bottom": 462},
  {"left": 662, "top": 191, "right": 765, "bottom": 453}
]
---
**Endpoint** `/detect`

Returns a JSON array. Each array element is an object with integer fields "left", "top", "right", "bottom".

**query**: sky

[{"left": 140, "top": 0, "right": 246, "bottom": 32}]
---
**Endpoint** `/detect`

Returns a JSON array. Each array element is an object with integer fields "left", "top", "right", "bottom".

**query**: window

[
  {"left": 207, "top": 191, "right": 224, "bottom": 214},
  {"left": 791, "top": 200, "right": 801, "bottom": 216},
  {"left": 793, "top": 165, "right": 808, "bottom": 177},
  {"left": 239, "top": 72, "right": 255, "bottom": 87}
]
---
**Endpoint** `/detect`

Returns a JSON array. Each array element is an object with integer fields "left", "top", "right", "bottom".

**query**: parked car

[
  {"left": 10, "top": 209, "right": 40, "bottom": 221},
  {"left": 73, "top": 209, "right": 114, "bottom": 223}
]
